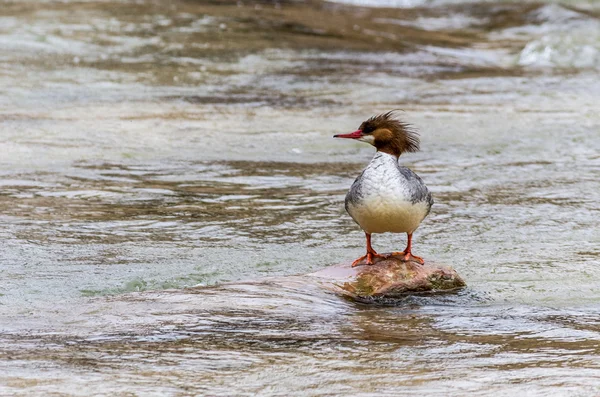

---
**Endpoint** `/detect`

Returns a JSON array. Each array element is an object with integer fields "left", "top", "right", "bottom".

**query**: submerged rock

[{"left": 310, "top": 255, "right": 465, "bottom": 301}]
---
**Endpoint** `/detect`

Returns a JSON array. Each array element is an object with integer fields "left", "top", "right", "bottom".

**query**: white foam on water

[
  {"left": 374, "top": 14, "right": 486, "bottom": 31},
  {"left": 327, "top": 0, "right": 600, "bottom": 7},
  {"left": 486, "top": 4, "right": 600, "bottom": 69}
]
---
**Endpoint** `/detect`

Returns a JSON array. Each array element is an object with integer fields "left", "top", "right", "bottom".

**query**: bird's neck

[
  {"left": 376, "top": 147, "right": 401, "bottom": 159},
  {"left": 369, "top": 151, "right": 400, "bottom": 170},
  {"left": 375, "top": 149, "right": 400, "bottom": 161}
]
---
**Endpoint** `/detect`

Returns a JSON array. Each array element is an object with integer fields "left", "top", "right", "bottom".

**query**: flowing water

[{"left": 1, "top": 0, "right": 600, "bottom": 395}]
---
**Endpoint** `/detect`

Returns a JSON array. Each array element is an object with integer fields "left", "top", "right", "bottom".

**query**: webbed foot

[
  {"left": 351, "top": 251, "right": 387, "bottom": 267},
  {"left": 388, "top": 251, "right": 425, "bottom": 265}
]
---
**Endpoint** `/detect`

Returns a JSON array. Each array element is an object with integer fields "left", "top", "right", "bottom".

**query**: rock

[{"left": 309, "top": 255, "right": 465, "bottom": 301}]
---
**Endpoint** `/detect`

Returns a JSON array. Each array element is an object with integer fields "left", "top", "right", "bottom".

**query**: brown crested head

[{"left": 359, "top": 111, "right": 419, "bottom": 157}]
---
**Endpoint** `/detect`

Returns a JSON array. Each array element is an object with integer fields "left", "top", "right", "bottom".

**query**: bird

[{"left": 334, "top": 111, "right": 433, "bottom": 267}]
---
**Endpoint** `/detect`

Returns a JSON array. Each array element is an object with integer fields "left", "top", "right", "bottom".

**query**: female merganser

[{"left": 334, "top": 111, "right": 433, "bottom": 267}]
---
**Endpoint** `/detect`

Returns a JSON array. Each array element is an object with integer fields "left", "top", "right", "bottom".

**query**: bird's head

[{"left": 333, "top": 111, "right": 420, "bottom": 158}]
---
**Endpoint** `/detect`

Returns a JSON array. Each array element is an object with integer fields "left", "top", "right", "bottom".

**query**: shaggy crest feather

[{"left": 360, "top": 111, "right": 420, "bottom": 154}]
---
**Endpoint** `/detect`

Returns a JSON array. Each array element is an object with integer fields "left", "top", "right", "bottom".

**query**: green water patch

[{"left": 79, "top": 270, "right": 223, "bottom": 297}]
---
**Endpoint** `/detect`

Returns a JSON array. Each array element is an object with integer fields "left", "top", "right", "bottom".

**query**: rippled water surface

[{"left": 1, "top": 0, "right": 600, "bottom": 395}]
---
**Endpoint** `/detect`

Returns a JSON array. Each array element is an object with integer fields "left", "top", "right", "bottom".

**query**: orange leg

[
  {"left": 389, "top": 233, "right": 424, "bottom": 264},
  {"left": 351, "top": 233, "right": 386, "bottom": 267}
]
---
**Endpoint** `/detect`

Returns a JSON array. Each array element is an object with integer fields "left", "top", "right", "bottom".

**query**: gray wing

[
  {"left": 397, "top": 166, "right": 434, "bottom": 215},
  {"left": 344, "top": 170, "right": 365, "bottom": 217}
]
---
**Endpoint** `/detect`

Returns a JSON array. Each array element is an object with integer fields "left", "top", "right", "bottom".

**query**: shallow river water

[{"left": 1, "top": 0, "right": 600, "bottom": 395}]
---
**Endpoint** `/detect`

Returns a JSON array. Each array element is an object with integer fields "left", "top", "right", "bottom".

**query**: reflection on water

[{"left": 1, "top": 0, "right": 600, "bottom": 395}]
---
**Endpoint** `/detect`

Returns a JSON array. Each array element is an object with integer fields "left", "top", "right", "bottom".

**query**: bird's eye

[{"left": 363, "top": 126, "right": 374, "bottom": 134}]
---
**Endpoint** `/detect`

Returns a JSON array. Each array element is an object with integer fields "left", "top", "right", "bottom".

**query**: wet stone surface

[{"left": 312, "top": 257, "right": 466, "bottom": 300}]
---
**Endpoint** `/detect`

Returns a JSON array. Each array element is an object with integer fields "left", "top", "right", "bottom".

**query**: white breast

[{"left": 345, "top": 152, "right": 430, "bottom": 234}]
